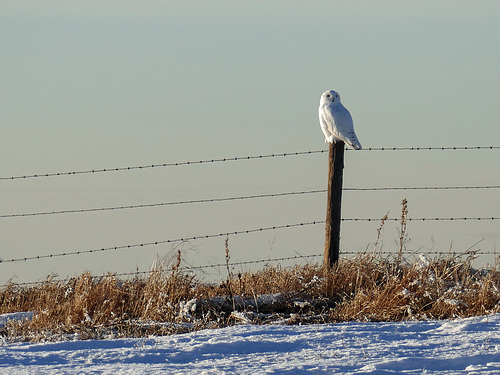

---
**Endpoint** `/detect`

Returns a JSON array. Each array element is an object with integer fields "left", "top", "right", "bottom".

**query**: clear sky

[{"left": 1, "top": 1, "right": 500, "bottom": 284}]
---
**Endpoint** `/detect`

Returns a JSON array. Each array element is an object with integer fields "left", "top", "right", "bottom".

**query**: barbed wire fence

[{"left": 1, "top": 146, "right": 499, "bottom": 287}]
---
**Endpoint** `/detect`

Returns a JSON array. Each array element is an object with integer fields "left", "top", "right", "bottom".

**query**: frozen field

[{"left": 0, "top": 313, "right": 499, "bottom": 374}]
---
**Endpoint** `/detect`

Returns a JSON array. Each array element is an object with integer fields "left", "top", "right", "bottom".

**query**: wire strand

[
  {"left": 0, "top": 216, "right": 498, "bottom": 264},
  {"left": 0, "top": 255, "right": 322, "bottom": 287},
  {"left": 357, "top": 146, "right": 500, "bottom": 151},
  {"left": 0, "top": 190, "right": 326, "bottom": 218},
  {"left": 1, "top": 146, "right": 498, "bottom": 181},
  {"left": 0, "top": 221, "right": 322, "bottom": 264},
  {"left": 3, "top": 249, "right": 498, "bottom": 288},
  {"left": 342, "top": 217, "right": 500, "bottom": 222},
  {"left": 3, "top": 185, "right": 499, "bottom": 219},
  {"left": 186, "top": 254, "right": 322, "bottom": 270},
  {"left": 0, "top": 150, "right": 326, "bottom": 181},
  {"left": 344, "top": 185, "right": 500, "bottom": 191}
]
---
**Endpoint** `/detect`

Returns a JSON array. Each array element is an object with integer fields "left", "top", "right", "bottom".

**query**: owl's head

[{"left": 321, "top": 90, "right": 341, "bottom": 105}]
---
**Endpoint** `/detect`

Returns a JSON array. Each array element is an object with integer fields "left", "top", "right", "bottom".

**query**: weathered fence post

[{"left": 324, "top": 141, "right": 345, "bottom": 268}]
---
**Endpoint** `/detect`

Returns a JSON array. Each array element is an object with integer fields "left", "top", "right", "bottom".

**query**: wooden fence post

[{"left": 324, "top": 141, "right": 345, "bottom": 268}]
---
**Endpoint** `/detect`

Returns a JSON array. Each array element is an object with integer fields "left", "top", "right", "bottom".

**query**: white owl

[{"left": 318, "top": 90, "right": 362, "bottom": 150}]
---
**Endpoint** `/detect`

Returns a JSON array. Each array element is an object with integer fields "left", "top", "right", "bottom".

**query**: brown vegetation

[{"left": 1, "top": 250, "right": 498, "bottom": 342}]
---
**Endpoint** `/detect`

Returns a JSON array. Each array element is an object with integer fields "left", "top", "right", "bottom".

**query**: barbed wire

[
  {"left": 185, "top": 254, "right": 322, "bottom": 270},
  {"left": 344, "top": 185, "right": 500, "bottom": 191},
  {"left": 0, "top": 271, "right": 151, "bottom": 288},
  {"left": 0, "top": 221, "right": 322, "bottom": 264},
  {"left": 0, "top": 216, "right": 498, "bottom": 265},
  {"left": 342, "top": 217, "right": 500, "bottom": 222},
  {"left": 0, "top": 150, "right": 326, "bottom": 181},
  {"left": 0, "top": 254, "right": 323, "bottom": 288},
  {"left": 0, "top": 190, "right": 326, "bottom": 218},
  {"left": 3, "top": 185, "right": 499, "bottom": 219},
  {"left": 3, "top": 249, "right": 498, "bottom": 289},
  {"left": 1, "top": 146, "right": 498, "bottom": 181},
  {"left": 357, "top": 146, "right": 500, "bottom": 151},
  {"left": 187, "top": 250, "right": 499, "bottom": 266}
]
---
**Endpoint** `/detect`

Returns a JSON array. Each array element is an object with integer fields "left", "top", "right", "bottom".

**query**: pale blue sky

[{"left": 1, "top": 1, "right": 500, "bottom": 283}]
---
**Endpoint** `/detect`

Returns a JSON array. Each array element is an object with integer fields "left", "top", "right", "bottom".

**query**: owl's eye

[{"left": 326, "top": 94, "right": 331, "bottom": 98}]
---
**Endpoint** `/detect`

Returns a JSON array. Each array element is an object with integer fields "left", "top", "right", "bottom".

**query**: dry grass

[
  {"left": 1, "top": 250, "right": 499, "bottom": 342},
  {"left": 3, "top": 198, "right": 497, "bottom": 342}
]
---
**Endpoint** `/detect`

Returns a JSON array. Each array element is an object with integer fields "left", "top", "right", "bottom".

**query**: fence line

[
  {"left": 2, "top": 185, "right": 499, "bottom": 219},
  {"left": 1, "top": 145, "right": 499, "bottom": 287},
  {"left": 1, "top": 146, "right": 499, "bottom": 181}
]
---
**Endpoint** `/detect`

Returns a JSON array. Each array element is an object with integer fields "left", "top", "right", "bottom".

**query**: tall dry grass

[{"left": 1, "top": 249, "right": 499, "bottom": 342}]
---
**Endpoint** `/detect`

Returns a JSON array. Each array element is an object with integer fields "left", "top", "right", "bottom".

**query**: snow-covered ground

[{"left": 0, "top": 314, "right": 499, "bottom": 374}]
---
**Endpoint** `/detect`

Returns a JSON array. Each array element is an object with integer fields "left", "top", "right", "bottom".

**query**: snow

[
  {"left": 0, "top": 312, "right": 34, "bottom": 328},
  {"left": 0, "top": 314, "right": 499, "bottom": 374}
]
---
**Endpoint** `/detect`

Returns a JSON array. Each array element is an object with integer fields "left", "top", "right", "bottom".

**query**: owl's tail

[
  {"left": 345, "top": 132, "right": 362, "bottom": 150},
  {"left": 348, "top": 141, "right": 362, "bottom": 150}
]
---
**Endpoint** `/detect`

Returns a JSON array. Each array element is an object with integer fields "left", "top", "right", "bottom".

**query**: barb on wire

[
  {"left": 1, "top": 146, "right": 498, "bottom": 181},
  {"left": 0, "top": 221, "right": 323, "bottom": 264}
]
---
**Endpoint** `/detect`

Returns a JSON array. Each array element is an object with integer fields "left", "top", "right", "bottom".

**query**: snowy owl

[{"left": 318, "top": 90, "right": 362, "bottom": 150}]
